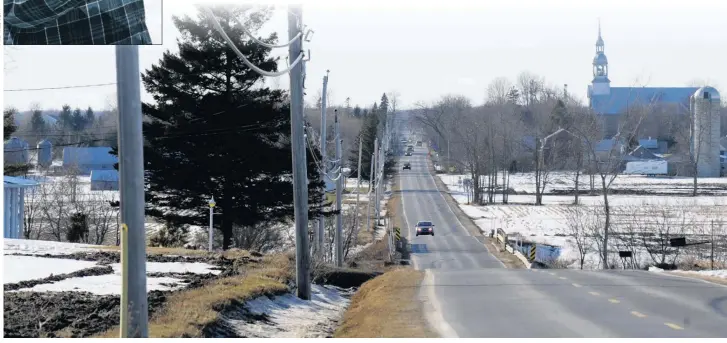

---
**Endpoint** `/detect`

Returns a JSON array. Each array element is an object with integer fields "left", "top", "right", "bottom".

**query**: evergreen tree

[
  {"left": 349, "top": 107, "right": 379, "bottom": 181},
  {"left": 72, "top": 107, "right": 85, "bottom": 131},
  {"left": 30, "top": 108, "right": 46, "bottom": 133},
  {"left": 110, "top": 5, "right": 327, "bottom": 250},
  {"left": 85, "top": 107, "right": 95, "bottom": 126},
  {"left": 550, "top": 99, "right": 568, "bottom": 130},
  {"left": 67, "top": 213, "right": 89, "bottom": 243},
  {"left": 353, "top": 105, "right": 361, "bottom": 117},
  {"left": 4, "top": 107, "right": 17, "bottom": 139},
  {"left": 58, "top": 104, "right": 73, "bottom": 130}
]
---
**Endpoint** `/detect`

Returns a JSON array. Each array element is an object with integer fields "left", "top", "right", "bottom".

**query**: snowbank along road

[{"left": 397, "top": 125, "right": 727, "bottom": 338}]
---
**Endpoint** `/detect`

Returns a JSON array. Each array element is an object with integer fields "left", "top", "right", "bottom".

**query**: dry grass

[
  {"left": 93, "top": 253, "right": 293, "bottom": 338},
  {"left": 87, "top": 245, "right": 251, "bottom": 259},
  {"left": 334, "top": 268, "right": 436, "bottom": 338},
  {"left": 669, "top": 271, "right": 727, "bottom": 287}
]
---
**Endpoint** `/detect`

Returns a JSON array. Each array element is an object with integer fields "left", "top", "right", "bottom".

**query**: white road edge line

[
  {"left": 423, "top": 269, "right": 459, "bottom": 338},
  {"left": 425, "top": 152, "right": 506, "bottom": 268}
]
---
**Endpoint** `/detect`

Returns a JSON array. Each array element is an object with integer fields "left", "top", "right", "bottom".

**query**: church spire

[{"left": 590, "top": 19, "right": 610, "bottom": 96}]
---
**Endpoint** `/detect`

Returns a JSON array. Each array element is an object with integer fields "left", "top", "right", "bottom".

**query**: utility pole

[
  {"left": 317, "top": 71, "right": 329, "bottom": 260},
  {"left": 288, "top": 5, "right": 310, "bottom": 300},
  {"left": 372, "top": 138, "right": 379, "bottom": 228},
  {"left": 115, "top": 45, "right": 148, "bottom": 338},
  {"left": 353, "top": 137, "right": 363, "bottom": 247},
  {"left": 366, "top": 152, "right": 374, "bottom": 232},
  {"left": 334, "top": 110, "right": 343, "bottom": 267},
  {"left": 208, "top": 197, "right": 215, "bottom": 252}
]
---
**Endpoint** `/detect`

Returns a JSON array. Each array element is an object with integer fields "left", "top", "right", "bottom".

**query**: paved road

[{"left": 398, "top": 141, "right": 727, "bottom": 338}]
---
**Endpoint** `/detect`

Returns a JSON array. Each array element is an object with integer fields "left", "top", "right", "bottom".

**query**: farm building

[
  {"left": 62, "top": 147, "right": 118, "bottom": 174},
  {"left": 90, "top": 170, "right": 119, "bottom": 191},
  {"left": 4, "top": 176, "right": 39, "bottom": 239}
]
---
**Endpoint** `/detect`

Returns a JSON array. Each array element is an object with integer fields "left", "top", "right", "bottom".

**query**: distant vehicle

[
  {"left": 624, "top": 160, "right": 672, "bottom": 176},
  {"left": 416, "top": 141, "right": 422, "bottom": 147},
  {"left": 403, "top": 163, "right": 411, "bottom": 170},
  {"left": 407, "top": 145, "right": 414, "bottom": 151},
  {"left": 405, "top": 151, "right": 412, "bottom": 156},
  {"left": 415, "top": 221, "right": 434, "bottom": 236}
]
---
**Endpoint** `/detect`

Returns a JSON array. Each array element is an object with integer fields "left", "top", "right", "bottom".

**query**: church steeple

[{"left": 591, "top": 19, "right": 610, "bottom": 96}]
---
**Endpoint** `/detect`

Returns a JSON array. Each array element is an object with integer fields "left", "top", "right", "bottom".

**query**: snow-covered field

[
  {"left": 439, "top": 172, "right": 727, "bottom": 196},
  {"left": 3, "top": 239, "right": 221, "bottom": 294},
  {"left": 438, "top": 172, "right": 727, "bottom": 269}
]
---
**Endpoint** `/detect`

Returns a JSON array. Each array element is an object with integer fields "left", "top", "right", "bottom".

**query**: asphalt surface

[{"left": 398, "top": 141, "right": 727, "bottom": 338}]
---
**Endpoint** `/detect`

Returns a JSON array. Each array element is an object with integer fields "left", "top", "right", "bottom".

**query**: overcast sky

[{"left": 3, "top": 0, "right": 726, "bottom": 112}]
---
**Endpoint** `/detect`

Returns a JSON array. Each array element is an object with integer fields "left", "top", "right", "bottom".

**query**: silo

[
  {"left": 37, "top": 139, "right": 53, "bottom": 168},
  {"left": 691, "top": 86, "right": 721, "bottom": 177},
  {"left": 3, "top": 137, "right": 28, "bottom": 165}
]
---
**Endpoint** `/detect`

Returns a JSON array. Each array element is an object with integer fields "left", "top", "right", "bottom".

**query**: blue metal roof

[
  {"left": 595, "top": 138, "right": 624, "bottom": 152},
  {"left": 90, "top": 169, "right": 119, "bottom": 182},
  {"left": 638, "top": 138, "right": 658, "bottom": 149},
  {"left": 591, "top": 87, "right": 698, "bottom": 115},
  {"left": 4, "top": 176, "right": 39, "bottom": 188},
  {"left": 62, "top": 147, "right": 118, "bottom": 166}
]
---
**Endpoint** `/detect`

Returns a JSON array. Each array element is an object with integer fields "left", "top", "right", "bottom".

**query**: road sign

[
  {"left": 394, "top": 227, "right": 401, "bottom": 241},
  {"left": 528, "top": 245, "right": 536, "bottom": 262}
]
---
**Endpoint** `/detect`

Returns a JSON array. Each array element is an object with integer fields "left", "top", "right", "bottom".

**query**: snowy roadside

[{"left": 215, "top": 285, "right": 354, "bottom": 338}]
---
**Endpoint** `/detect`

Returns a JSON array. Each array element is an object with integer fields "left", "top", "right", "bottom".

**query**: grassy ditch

[{"left": 94, "top": 253, "right": 293, "bottom": 338}]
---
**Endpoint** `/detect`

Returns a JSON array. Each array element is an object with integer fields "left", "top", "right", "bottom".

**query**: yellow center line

[
  {"left": 572, "top": 283, "right": 582, "bottom": 288},
  {"left": 665, "top": 323, "right": 684, "bottom": 330},
  {"left": 589, "top": 291, "right": 600, "bottom": 296},
  {"left": 608, "top": 298, "right": 620, "bottom": 304},
  {"left": 631, "top": 311, "right": 647, "bottom": 318}
]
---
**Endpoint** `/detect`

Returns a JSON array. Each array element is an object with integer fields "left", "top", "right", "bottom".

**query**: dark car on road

[
  {"left": 415, "top": 221, "right": 434, "bottom": 236},
  {"left": 403, "top": 163, "right": 411, "bottom": 170},
  {"left": 405, "top": 151, "right": 412, "bottom": 156}
]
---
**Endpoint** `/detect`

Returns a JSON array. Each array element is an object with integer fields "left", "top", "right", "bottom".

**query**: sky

[{"left": 3, "top": 0, "right": 727, "bottom": 112}]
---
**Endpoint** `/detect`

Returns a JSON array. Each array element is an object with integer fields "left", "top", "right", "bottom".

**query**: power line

[
  {"left": 5, "top": 122, "right": 274, "bottom": 153},
  {"left": 4, "top": 83, "right": 116, "bottom": 92},
  {"left": 204, "top": 7, "right": 305, "bottom": 78}
]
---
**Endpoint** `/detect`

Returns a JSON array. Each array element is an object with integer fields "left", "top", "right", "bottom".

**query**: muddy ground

[{"left": 3, "top": 251, "right": 258, "bottom": 338}]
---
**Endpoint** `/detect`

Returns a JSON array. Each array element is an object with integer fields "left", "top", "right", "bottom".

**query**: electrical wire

[
  {"left": 233, "top": 16, "right": 302, "bottom": 48},
  {"left": 4, "top": 122, "right": 274, "bottom": 153},
  {"left": 4, "top": 83, "right": 116, "bottom": 92},
  {"left": 204, "top": 8, "right": 304, "bottom": 78}
]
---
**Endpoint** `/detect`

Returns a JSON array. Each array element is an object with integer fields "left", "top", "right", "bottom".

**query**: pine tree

[
  {"left": 349, "top": 104, "right": 379, "bottom": 181},
  {"left": 85, "top": 107, "right": 95, "bottom": 126},
  {"left": 58, "top": 104, "right": 73, "bottom": 131},
  {"left": 110, "top": 5, "right": 327, "bottom": 250},
  {"left": 72, "top": 107, "right": 85, "bottom": 131},
  {"left": 31, "top": 108, "right": 46, "bottom": 133},
  {"left": 4, "top": 107, "right": 17, "bottom": 139},
  {"left": 353, "top": 105, "right": 361, "bottom": 117},
  {"left": 67, "top": 213, "right": 89, "bottom": 243}
]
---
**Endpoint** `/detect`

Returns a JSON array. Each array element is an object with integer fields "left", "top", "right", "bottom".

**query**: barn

[
  {"left": 90, "top": 169, "right": 120, "bottom": 191},
  {"left": 62, "top": 147, "right": 118, "bottom": 175}
]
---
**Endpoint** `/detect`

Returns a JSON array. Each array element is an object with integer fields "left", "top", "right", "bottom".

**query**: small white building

[{"left": 4, "top": 176, "right": 39, "bottom": 239}]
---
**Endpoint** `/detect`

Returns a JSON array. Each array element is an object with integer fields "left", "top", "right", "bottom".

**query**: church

[{"left": 587, "top": 23, "right": 701, "bottom": 142}]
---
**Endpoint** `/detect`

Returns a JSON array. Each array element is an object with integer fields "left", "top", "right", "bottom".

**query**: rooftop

[{"left": 591, "top": 87, "right": 698, "bottom": 115}]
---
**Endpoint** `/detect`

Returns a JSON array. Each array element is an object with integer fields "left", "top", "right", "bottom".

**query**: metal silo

[
  {"left": 3, "top": 137, "right": 28, "bottom": 165},
  {"left": 691, "top": 86, "right": 721, "bottom": 177},
  {"left": 37, "top": 139, "right": 53, "bottom": 168}
]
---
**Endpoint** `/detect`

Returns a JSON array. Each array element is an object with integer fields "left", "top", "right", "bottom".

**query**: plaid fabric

[{"left": 4, "top": 0, "right": 152, "bottom": 45}]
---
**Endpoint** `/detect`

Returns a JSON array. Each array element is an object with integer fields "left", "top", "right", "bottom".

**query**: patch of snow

[
  {"left": 4, "top": 238, "right": 100, "bottom": 255},
  {"left": 225, "top": 285, "right": 352, "bottom": 338},
  {"left": 13, "top": 274, "right": 186, "bottom": 295},
  {"left": 3, "top": 255, "right": 98, "bottom": 284},
  {"left": 108, "top": 261, "right": 221, "bottom": 275},
  {"left": 648, "top": 266, "right": 665, "bottom": 273}
]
